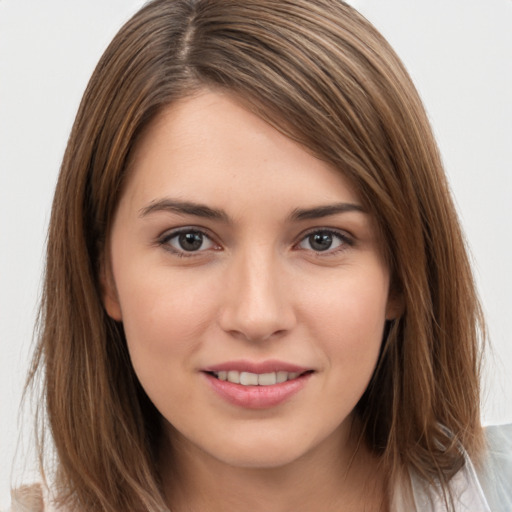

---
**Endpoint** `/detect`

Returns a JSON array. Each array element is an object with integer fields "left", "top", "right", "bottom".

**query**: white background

[{"left": 1, "top": 0, "right": 511, "bottom": 508}]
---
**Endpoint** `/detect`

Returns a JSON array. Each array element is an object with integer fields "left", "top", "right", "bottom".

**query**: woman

[{"left": 10, "top": 0, "right": 511, "bottom": 510}]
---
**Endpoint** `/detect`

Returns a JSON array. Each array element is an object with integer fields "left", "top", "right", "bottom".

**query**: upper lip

[{"left": 202, "top": 359, "right": 312, "bottom": 374}]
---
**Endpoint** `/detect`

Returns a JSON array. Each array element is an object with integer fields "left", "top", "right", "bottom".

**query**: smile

[
  {"left": 203, "top": 363, "right": 314, "bottom": 409},
  {"left": 209, "top": 370, "right": 304, "bottom": 386}
]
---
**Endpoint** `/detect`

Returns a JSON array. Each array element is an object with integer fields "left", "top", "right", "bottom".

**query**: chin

[
  {"left": 199, "top": 428, "right": 333, "bottom": 471},
  {"left": 214, "top": 447, "right": 309, "bottom": 470}
]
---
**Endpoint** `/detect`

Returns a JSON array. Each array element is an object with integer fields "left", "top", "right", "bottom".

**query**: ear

[{"left": 99, "top": 254, "right": 123, "bottom": 322}]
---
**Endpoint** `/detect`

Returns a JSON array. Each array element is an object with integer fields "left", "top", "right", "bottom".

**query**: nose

[{"left": 218, "top": 248, "right": 296, "bottom": 342}]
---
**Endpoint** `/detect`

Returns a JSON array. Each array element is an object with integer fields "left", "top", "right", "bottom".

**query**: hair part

[{"left": 27, "top": 1, "right": 484, "bottom": 510}]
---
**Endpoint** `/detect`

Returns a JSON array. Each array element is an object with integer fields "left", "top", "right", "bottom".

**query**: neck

[{"left": 159, "top": 420, "right": 388, "bottom": 512}]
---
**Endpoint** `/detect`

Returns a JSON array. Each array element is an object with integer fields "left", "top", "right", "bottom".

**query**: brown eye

[
  {"left": 162, "top": 229, "right": 217, "bottom": 254},
  {"left": 178, "top": 232, "right": 204, "bottom": 251},
  {"left": 308, "top": 232, "right": 334, "bottom": 251},
  {"left": 297, "top": 230, "right": 349, "bottom": 253}
]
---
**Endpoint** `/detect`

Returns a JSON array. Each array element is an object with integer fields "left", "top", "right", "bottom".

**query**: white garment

[
  {"left": 7, "top": 425, "right": 512, "bottom": 512},
  {"left": 475, "top": 424, "right": 512, "bottom": 511},
  {"left": 394, "top": 424, "right": 512, "bottom": 511}
]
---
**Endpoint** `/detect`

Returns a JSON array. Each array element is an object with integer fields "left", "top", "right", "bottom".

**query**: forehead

[{"left": 123, "top": 89, "right": 362, "bottom": 214}]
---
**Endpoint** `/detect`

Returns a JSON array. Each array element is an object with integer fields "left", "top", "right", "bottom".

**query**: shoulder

[
  {"left": 8, "top": 484, "right": 65, "bottom": 512},
  {"left": 397, "top": 424, "right": 512, "bottom": 512},
  {"left": 476, "top": 423, "right": 512, "bottom": 511},
  {"left": 8, "top": 484, "right": 44, "bottom": 512},
  {"left": 445, "top": 423, "right": 512, "bottom": 512}
]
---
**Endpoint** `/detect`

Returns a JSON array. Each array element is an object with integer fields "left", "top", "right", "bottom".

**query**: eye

[
  {"left": 160, "top": 229, "right": 218, "bottom": 255},
  {"left": 297, "top": 230, "right": 350, "bottom": 253}
]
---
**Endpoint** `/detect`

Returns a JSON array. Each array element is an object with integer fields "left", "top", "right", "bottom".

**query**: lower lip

[{"left": 203, "top": 372, "right": 312, "bottom": 409}]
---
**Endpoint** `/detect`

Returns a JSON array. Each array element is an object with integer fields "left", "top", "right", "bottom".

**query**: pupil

[
  {"left": 310, "top": 232, "right": 332, "bottom": 251},
  {"left": 179, "top": 232, "right": 203, "bottom": 251}
]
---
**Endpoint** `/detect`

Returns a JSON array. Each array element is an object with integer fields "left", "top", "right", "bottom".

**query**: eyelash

[
  {"left": 157, "top": 227, "right": 220, "bottom": 257},
  {"left": 156, "top": 227, "right": 354, "bottom": 257},
  {"left": 295, "top": 228, "right": 353, "bottom": 256}
]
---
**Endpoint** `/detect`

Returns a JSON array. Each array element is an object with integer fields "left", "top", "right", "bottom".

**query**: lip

[
  {"left": 203, "top": 359, "right": 310, "bottom": 374},
  {"left": 202, "top": 360, "right": 313, "bottom": 410}
]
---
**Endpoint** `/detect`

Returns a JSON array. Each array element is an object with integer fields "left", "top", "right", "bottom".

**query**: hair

[{"left": 25, "top": 0, "right": 485, "bottom": 510}]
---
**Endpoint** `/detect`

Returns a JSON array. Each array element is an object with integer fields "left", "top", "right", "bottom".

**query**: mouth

[
  {"left": 202, "top": 362, "right": 314, "bottom": 409},
  {"left": 205, "top": 369, "right": 314, "bottom": 386}
]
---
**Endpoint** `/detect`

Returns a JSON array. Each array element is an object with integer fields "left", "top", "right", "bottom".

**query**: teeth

[
  {"left": 227, "top": 370, "right": 240, "bottom": 384},
  {"left": 258, "top": 372, "right": 277, "bottom": 386},
  {"left": 213, "top": 370, "right": 304, "bottom": 386},
  {"left": 276, "top": 371, "right": 288, "bottom": 383},
  {"left": 240, "top": 372, "right": 259, "bottom": 385}
]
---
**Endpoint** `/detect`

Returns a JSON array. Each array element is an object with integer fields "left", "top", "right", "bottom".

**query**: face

[{"left": 104, "top": 90, "right": 398, "bottom": 470}]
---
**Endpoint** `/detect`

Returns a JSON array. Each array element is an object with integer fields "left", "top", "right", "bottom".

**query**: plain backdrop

[{"left": 1, "top": 0, "right": 511, "bottom": 508}]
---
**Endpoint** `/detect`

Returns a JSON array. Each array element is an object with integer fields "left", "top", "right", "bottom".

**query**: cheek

[
  {"left": 113, "top": 262, "right": 220, "bottom": 368},
  {"left": 300, "top": 265, "right": 389, "bottom": 369},
  {"left": 115, "top": 269, "right": 221, "bottom": 417}
]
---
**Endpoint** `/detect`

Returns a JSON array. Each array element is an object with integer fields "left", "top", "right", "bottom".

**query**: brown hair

[{"left": 26, "top": 0, "right": 484, "bottom": 510}]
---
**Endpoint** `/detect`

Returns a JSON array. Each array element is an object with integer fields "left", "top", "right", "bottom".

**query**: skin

[{"left": 103, "top": 89, "right": 399, "bottom": 511}]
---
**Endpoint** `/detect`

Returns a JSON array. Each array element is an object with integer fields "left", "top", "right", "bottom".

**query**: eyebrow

[
  {"left": 139, "top": 198, "right": 365, "bottom": 222},
  {"left": 289, "top": 202, "right": 366, "bottom": 221},
  {"left": 139, "top": 199, "right": 230, "bottom": 222}
]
